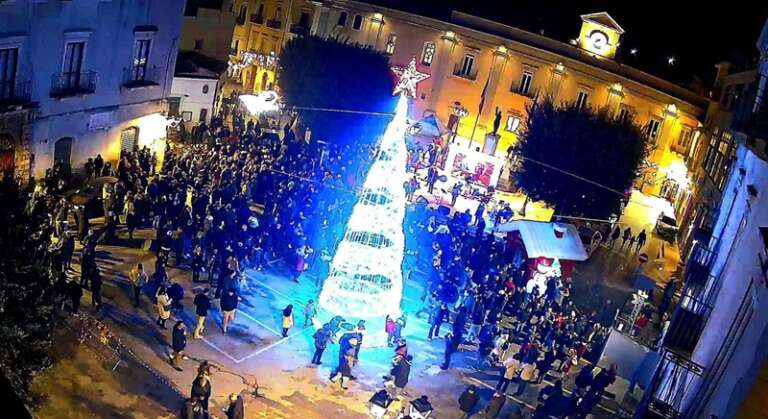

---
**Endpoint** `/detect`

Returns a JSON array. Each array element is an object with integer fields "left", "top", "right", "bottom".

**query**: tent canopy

[
  {"left": 495, "top": 220, "right": 588, "bottom": 262},
  {"left": 414, "top": 114, "right": 449, "bottom": 138}
]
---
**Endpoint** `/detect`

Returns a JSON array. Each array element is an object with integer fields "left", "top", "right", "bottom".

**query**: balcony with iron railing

[
  {"left": 452, "top": 63, "right": 477, "bottom": 81},
  {"left": 236, "top": 14, "right": 246, "bottom": 25},
  {"left": 663, "top": 243, "right": 716, "bottom": 356},
  {"left": 0, "top": 79, "right": 32, "bottom": 109},
  {"left": 510, "top": 82, "right": 539, "bottom": 99},
  {"left": 250, "top": 13, "right": 264, "bottom": 24},
  {"left": 289, "top": 24, "right": 308, "bottom": 35},
  {"left": 122, "top": 65, "right": 160, "bottom": 89},
  {"left": 50, "top": 71, "right": 97, "bottom": 98},
  {"left": 266, "top": 19, "right": 282, "bottom": 30}
]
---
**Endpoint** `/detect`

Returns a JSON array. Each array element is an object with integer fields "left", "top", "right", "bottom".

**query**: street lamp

[{"left": 449, "top": 101, "right": 468, "bottom": 144}]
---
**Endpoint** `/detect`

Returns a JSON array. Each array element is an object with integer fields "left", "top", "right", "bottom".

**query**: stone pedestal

[{"left": 483, "top": 133, "right": 500, "bottom": 155}]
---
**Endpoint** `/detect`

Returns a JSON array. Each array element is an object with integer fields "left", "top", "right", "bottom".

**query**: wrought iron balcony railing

[
  {"left": 50, "top": 71, "right": 97, "bottom": 97},
  {"left": 266, "top": 19, "right": 282, "bottom": 30},
  {"left": 452, "top": 63, "right": 477, "bottom": 81},
  {"left": 0, "top": 79, "right": 32, "bottom": 108},
  {"left": 250, "top": 13, "right": 264, "bottom": 24},
  {"left": 122, "top": 65, "right": 160, "bottom": 89}
]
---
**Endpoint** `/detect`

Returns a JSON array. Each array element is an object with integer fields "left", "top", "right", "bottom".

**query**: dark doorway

[{"left": 53, "top": 137, "right": 73, "bottom": 170}]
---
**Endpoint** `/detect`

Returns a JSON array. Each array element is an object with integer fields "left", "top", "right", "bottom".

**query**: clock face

[{"left": 588, "top": 30, "right": 609, "bottom": 51}]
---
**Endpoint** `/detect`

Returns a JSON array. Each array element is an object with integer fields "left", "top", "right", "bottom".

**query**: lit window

[
  {"left": 337, "top": 11, "right": 348, "bottom": 27},
  {"left": 617, "top": 106, "right": 632, "bottom": 123},
  {"left": 421, "top": 42, "right": 435, "bottom": 66},
  {"left": 646, "top": 118, "right": 662, "bottom": 142},
  {"left": 677, "top": 127, "right": 692, "bottom": 149},
  {"left": 505, "top": 115, "right": 521, "bottom": 132},
  {"left": 130, "top": 38, "right": 151, "bottom": 81},
  {"left": 518, "top": 71, "right": 533, "bottom": 95},
  {"left": 457, "top": 53, "right": 475, "bottom": 78},
  {"left": 352, "top": 14, "right": 363, "bottom": 30},
  {"left": 575, "top": 90, "right": 589, "bottom": 110},
  {"left": 385, "top": 34, "right": 397, "bottom": 55}
]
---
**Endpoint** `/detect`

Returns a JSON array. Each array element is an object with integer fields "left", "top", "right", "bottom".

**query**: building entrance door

[{"left": 53, "top": 137, "right": 73, "bottom": 170}]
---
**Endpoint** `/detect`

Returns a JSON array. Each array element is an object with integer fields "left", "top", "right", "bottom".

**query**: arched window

[
  {"left": 337, "top": 11, "right": 348, "bottom": 27},
  {"left": 352, "top": 14, "right": 363, "bottom": 31}
]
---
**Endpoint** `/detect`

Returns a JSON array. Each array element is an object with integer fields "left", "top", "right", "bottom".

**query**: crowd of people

[{"left": 7, "top": 97, "right": 631, "bottom": 419}]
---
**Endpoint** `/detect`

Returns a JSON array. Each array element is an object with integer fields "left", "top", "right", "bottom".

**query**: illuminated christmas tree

[{"left": 319, "top": 58, "right": 428, "bottom": 321}]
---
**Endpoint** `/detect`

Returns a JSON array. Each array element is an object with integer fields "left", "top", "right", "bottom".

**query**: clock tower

[{"left": 578, "top": 12, "right": 625, "bottom": 59}]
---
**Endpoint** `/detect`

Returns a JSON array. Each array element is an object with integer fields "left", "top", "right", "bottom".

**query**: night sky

[{"left": 369, "top": 0, "right": 768, "bottom": 88}]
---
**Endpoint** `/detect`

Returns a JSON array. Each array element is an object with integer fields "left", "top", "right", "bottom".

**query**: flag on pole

[{"left": 479, "top": 72, "right": 491, "bottom": 113}]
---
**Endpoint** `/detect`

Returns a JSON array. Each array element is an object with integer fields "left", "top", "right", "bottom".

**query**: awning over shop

[{"left": 495, "top": 220, "right": 588, "bottom": 262}]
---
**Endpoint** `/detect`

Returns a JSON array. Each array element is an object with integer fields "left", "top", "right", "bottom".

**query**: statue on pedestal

[{"left": 492, "top": 107, "right": 502, "bottom": 136}]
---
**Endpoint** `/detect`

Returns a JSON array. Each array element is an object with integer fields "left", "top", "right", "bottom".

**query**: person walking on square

[
  {"left": 312, "top": 324, "right": 332, "bottom": 365},
  {"left": 191, "top": 245, "right": 204, "bottom": 283},
  {"left": 156, "top": 286, "right": 171, "bottom": 328},
  {"left": 90, "top": 267, "right": 103, "bottom": 309},
  {"left": 621, "top": 227, "right": 632, "bottom": 249},
  {"left": 193, "top": 288, "right": 211, "bottom": 339},
  {"left": 220, "top": 289, "right": 238, "bottom": 334},
  {"left": 281, "top": 304, "right": 294, "bottom": 337},
  {"left": 385, "top": 315, "right": 397, "bottom": 347},
  {"left": 610, "top": 226, "right": 621, "bottom": 248},
  {"left": 170, "top": 321, "right": 187, "bottom": 371},
  {"left": 331, "top": 337, "right": 358, "bottom": 389},
  {"left": 451, "top": 182, "right": 462, "bottom": 206},
  {"left": 428, "top": 303, "right": 450, "bottom": 341},
  {"left": 225, "top": 393, "right": 245, "bottom": 419},
  {"left": 303, "top": 299, "right": 317, "bottom": 327},
  {"left": 458, "top": 385, "right": 479, "bottom": 419},
  {"left": 441, "top": 332, "right": 461, "bottom": 370},
  {"left": 391, "top": 354, "right": 412, "bottom": 398},
  {"left": 190, "top": 373, "right": 211, "bottom": 417},
  {"left": 129, "top": 263, "right": 148, "bottom": 308},
  {"left": 636, "top": 229, "right": 647, "bottom": 252}
]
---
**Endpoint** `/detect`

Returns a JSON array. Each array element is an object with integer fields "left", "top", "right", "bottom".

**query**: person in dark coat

[
  {"left": 312, "top": 325, "right": 332, "bottom": 365},
  {"left": 90, "top": 268, "right": 103, "bottom": 308},
  {"left": 573, "top": 366, "right": 595, "bottom": 395},
  {"left": 225, "top": 393, "right": 245, "bottom": 419},
  {"left": 441, "top": 332, "right": 461, "bottom": 370},
  {"left": 193, "top": 289, "right": 211, "bottom": 339},
  {"left": 191, "top": 245, "right": 204, "bottom": 283},
  {"left": 428, "top": 303, "right": 450, "bottom": 340},
  {"left": 168, "top": 282, "right": 184, "bottom": 314},
  {"left": 190, "top": 373, "right": 211, "bottom": 415},
  {"left": 181, "top": 396, "right": 204, "bottom": 419},
  {"left": 171, "top": 321, "right": 187, "bottom": 371},
  {"left": 69, "top": 279, "right": 83, "bottom": 314},
  {"left": 391, "top": 354, "right": 412, "bottom": 397},
  {"left": 458, "top": 385, "right": 479, "bottom": 419},
  {"left": 61, "top": 231, "right": 75, "bottom": 271},
  {"left": 484, "top": 391, "right": 506, "bottom": 419}
]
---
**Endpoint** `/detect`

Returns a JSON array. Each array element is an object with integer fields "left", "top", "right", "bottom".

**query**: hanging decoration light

[{"left": 391, "top": 57, "right": 430, "bottom": 98}]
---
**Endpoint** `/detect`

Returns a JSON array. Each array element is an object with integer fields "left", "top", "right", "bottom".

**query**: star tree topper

[{"left": 391, "top": 57, "right": 430, "bottom": 98}]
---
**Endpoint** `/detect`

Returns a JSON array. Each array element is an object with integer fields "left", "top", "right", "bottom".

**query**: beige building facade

[{"left": 226, "top": 1, "right": 708, "bottom": 203}]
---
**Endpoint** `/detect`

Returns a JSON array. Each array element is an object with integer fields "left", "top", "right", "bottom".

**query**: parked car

[{"left": 655, "top": 213, "right": 678, "bottom": 242}]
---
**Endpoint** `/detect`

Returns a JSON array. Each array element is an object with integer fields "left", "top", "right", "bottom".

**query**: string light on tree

[
  {"left": 320, "top": 58, "right": 430, "bottom": 332},
  {"left": 391, "top": 57, "right": 430, "bottom": 98}
]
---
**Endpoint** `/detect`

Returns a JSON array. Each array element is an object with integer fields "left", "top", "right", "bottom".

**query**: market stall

[{"left": 495, "top": 220, "right": 588, "bottom": 293}]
